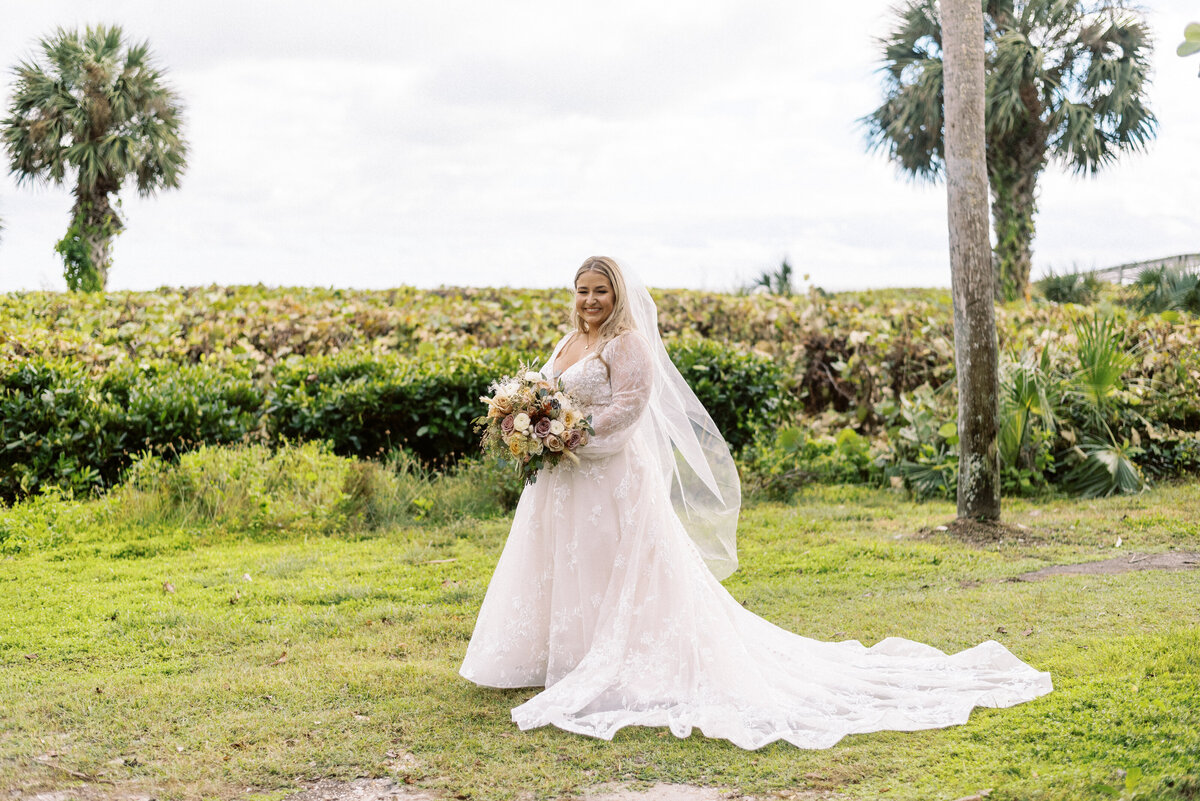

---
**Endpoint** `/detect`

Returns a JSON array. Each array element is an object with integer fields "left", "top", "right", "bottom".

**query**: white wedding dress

[{"left": 459, "top": 331, "right": 1052, "bottom": 750}]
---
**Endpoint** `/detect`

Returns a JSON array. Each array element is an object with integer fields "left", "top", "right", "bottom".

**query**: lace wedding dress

[{"left": 459, "top": 330, "right": 1052, "bottom": 750}]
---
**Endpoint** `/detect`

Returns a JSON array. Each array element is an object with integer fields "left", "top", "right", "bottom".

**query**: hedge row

[
  {"left": 0, "top": 341, "right": 785, "bottom": 499},
  {"left": 6, "top": 286, "right": 1200, "bottom": 434}
]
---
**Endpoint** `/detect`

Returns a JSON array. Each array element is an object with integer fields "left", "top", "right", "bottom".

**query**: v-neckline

[
  {"left": 553, "top": 351, "right": 596, "bottom": 377},
  {"left": 553, "top": 335, "right": 598, "bottom": 377}
]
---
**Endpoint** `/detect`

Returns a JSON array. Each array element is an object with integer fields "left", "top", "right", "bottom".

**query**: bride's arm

[{"left": 579, "top": 332, "right": 653, "bottom": 457}]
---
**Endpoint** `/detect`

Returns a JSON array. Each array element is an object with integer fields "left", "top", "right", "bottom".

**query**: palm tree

[
  {"left": 942, "top": 0, "right": 1001, "bottom": 519},
  {"left": 864, "top": 0, "right": 1156, "bottom": 301},
  {"left": 2, "top": 25, "right": 187, "bottom": 291}
]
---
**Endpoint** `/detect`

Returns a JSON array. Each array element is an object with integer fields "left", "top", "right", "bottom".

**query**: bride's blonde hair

[{"left": 570, "top": 256, "right": 635, "bottom": 373}]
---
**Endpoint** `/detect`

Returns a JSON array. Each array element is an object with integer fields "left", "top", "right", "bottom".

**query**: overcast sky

[{"left": 0, "top": 1, "right": 1197, "bottom": 293}]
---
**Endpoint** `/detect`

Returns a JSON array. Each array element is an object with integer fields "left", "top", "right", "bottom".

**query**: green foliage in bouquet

[{"left": 474, "top": 368, "right": 594, "bottom": 486}]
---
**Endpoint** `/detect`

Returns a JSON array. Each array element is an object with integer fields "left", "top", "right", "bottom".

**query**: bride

[{"left": 459, "top": 256, "right": 1051, "bottom": 750}]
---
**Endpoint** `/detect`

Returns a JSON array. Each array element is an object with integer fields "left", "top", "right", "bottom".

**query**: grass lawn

[{"left": 2, "top": 477, "right": 1199, "bottom": 801}]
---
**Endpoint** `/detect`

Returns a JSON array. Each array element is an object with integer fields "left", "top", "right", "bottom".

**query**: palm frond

[
  {"left": 868, "top": 0, "right": 1156, "bottom": 185},
  {"left": 2, "top": 24, "right": 187, "bottom": 197},
  {"left": 1069, "top": 312, "right": 1133, "bottom": 425},
  {"left": 1062, "top": 435, "right": 1144, "bottom": 497}
]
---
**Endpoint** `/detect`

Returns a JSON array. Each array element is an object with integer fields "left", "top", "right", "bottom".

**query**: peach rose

[
  {"left": 544, "top": 434, "right": 565, "bottom": 453},
  {"left": 490, "top": 395, "right": 514, "bottom": 418}
]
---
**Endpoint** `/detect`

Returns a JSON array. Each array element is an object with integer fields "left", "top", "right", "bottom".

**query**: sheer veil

[{"left": 619, "top": 264, "right": 741, "bottom": 579}]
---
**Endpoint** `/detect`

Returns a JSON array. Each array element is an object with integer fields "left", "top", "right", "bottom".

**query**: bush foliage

[
  {"left": 0, "top": 335, "right": 785, "bottom": 499},
  {"left": 3, "top": 283, "right": 1200, "bottom": 500}
]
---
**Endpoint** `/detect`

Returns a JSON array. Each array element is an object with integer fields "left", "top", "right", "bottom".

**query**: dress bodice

[
  {"left": 543, "top": 332, "right": 653, "bottom": 458},
  {"left": 548, "top": 355, "right": 612, "bottom": 411}
]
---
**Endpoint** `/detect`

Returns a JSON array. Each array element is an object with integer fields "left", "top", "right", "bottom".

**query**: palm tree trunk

[
  {"left": 70, "top": 187, "right": 122, "bottom": 291},
  {"left": 943, "top": 0, "right": 1001, "bottom": 520},
  {"left": 988, "top": 140, "right": 1044, "bottom": 302}
]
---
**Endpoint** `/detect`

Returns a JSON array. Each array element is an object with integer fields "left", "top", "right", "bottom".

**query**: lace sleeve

[{"left": 581, "top": 332, "right": 654, "bottom": 457}]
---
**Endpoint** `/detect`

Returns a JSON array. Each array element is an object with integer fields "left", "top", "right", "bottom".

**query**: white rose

[
  {"left": 513, "top": 412, "right": 531, "bottom": 432},
  {"left": 549, "top": 419, "right": 565, "bottom": 436},
  {"left": 524, "top": 371, "right": 544, "bottom": 383}
]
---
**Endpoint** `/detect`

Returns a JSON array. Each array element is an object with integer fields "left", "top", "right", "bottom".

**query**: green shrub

[
  {"left": 267, "top": 341, "right": 786, "bottom": 467},
  {"left": 1137, "top": 429, "right": 1200, "bottom": 480},
  {"left": 266, "top": 348, "right": 534, "bottom": 467},
  {"left": 743, "top": 425, "right": 886, "bottom": 500},
  {"left": 666, "top": 339, "right": 790, "bottom": 455},
  {"left": 0, "top": 338, "right": 789, "bottom": 499},
  {"left": 106, "top": 362, "right": 265, "bottom": 455},
  {"left": 1131, "top": 266, "right": 1200, "bottom": 315},
  {"left": 0, "top": 359, "right": 264, "bottom": 500},
  {"left": 0, "top": 359, "right": 118, "bottom": 498},
  {"left": 1036, "top": 270, "right": 1102, "bottom": 304},
  {"left": 885, "top": 385, "right": 959, "bottom": 501}
]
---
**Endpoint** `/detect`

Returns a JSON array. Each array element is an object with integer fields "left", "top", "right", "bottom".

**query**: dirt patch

[
  {"left": 274, "top": 778, "right": 438, "bottom": 801},
  {"left": 917, "top": 518, "right": 1030, "bottom": 546},
  {"left": 1014, "top": 551, "right": 1200, "bottom": 581},
  {"left": 271, "top": 782, "right": 841, "bottom": 801},
  {"left": 579, "top": 785, "right": 728, "bottom": 801}
]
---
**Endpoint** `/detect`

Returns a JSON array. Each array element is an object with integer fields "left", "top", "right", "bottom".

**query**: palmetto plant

[
  {"left": 987, "top": 315, "right": 1144, "bottom": 498},
  {"left": 748, "top": 259, "right": 797, "bottom": 296},
  {"left": 1131, "top": 266, "right": 1200, "bottom": 315},
  {"left": 1036, "top": 269, "right": 1102, "bottom": 305},
  {"left": 1060, "top": 313, "right": 1144, "bottom": 496},
  {"left": 2, "top": 25, "right": 187, "bottom": 291},
  {"left": 864, "top": 0, "right": 1156, "bottom": 301},
  {"left": 1071, "top": 313, "right": 1133, "bottom": 422},
  {"left": 998, "top": 348, "right": 1058, "bottom": 476}
]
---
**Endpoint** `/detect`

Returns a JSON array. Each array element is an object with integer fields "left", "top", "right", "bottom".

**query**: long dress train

[{"left": 459, "top": 332, "right": 1052, "bottom": 750}]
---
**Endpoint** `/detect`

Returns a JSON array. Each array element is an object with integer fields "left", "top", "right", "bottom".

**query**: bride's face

[{"left": 575, "top": 271, "right": 615, "bottom": 329}]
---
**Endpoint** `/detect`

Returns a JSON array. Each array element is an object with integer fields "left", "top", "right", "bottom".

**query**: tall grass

[{"left": 105, "top": 442, "right": 523, "bottom": 538}]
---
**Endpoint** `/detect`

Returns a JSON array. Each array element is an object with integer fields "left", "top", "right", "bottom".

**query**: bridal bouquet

[{"left": 476, "top": 368, "right": 593, "bottom": 484}]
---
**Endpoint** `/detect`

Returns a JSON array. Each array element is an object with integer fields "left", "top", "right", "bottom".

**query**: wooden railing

[{"left": 1084, "top": 253, "right": 1200, "bottom": 285}]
